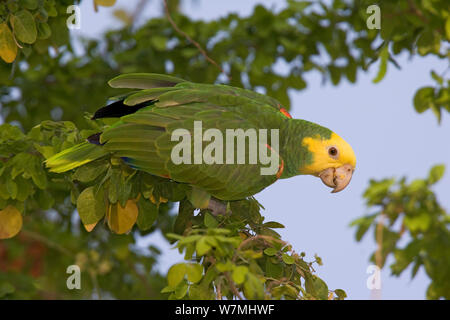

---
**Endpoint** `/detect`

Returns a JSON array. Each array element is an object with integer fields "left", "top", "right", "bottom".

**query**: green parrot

[{"left": 46, "top": 73, "right": 356, "bottom": 203}]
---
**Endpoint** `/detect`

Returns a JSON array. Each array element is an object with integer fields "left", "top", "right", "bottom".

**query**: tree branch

[
  {"left": 131, "top": 0, "right": 150, "bottom": 26},
  {"left": 21, "top": 229, "right": 73, "bottom": 257},
  {"left": 224, "top": 272, "right": 243, "bottom": 300},
  {"left": 162, "top": 0, "right": 230, "bottom": 80}
]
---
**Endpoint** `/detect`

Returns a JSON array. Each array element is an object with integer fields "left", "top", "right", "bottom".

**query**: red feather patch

[{"left": 279, "top": 107, "right": 292, "bottom": 119}]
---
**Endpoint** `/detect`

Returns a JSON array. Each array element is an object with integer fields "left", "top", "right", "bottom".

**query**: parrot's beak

[{"left": 318, "top": 164, "right": 354, "bottom": 193}]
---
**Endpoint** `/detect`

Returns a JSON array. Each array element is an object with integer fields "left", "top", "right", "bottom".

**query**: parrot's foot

[{"left": 208, "top": 198, "right": 229, "bottom": 216}]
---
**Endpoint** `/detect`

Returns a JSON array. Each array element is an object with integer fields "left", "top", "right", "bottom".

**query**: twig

[
  {"left": 127, "top": 260, "right": 155, "bottom": 298},
  {"left": 21, "top": 230, "right": 73, "bottom": 257},
  {"left": 89, "top": 270, "right": 102, "bottom": 300},
  {"left": 371, "top": 213, "right": 385, "bottom": 300},
  {"left": 224, "top": 272, "right": 243, "bottom": 300},
  {"left": 232, "top": 234, "right": 287, "bottom": 265},
  {"left": 21, "top": 229, "right": 104, "bottom": 299},
  {"left": 131, "top": 0, "right": 149, "bottom": 25},
  {"left": 162, "top": 0, "right": 230, "bottom": 80},
  {"left": 407, "top": 0, "right": 428, "bottom": 24},
  {"left": 216, "top": 280, "right": 222, "bottom": 300},
  {"left": 375, "top": 214, "right": 385, "bottom": 269},
  {"left": 237, "top": 235, "right": 286, "bottom": 252}
]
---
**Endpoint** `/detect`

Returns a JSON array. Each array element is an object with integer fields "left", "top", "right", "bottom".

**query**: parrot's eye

[{"left": 328, "top": 146, "right": 339, "bottom": 158}]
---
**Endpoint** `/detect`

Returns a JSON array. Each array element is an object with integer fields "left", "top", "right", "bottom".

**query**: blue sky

[{"left": 75, "top": 0, "right": 450, "bottom": 299}]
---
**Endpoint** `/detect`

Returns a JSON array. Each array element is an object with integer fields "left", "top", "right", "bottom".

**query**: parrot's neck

[{"left": 279, "top": 119, "right": 331, "bottom": 179}]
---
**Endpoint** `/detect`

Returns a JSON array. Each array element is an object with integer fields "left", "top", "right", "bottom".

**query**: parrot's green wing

[
  {"left": 108, "top": 73, "right": 292, "bottom": 116},
  {"left": 100, "top": 75, "right": 289, "bottom": 200}
]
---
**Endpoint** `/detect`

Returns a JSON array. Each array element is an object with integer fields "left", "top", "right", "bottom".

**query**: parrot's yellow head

[{"left": 300, "top": 132, "right": 356, "bottom": 193}]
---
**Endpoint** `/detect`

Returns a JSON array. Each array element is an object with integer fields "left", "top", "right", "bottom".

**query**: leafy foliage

[
  {"left": 0, "top": 120, "right": 171, "bottom": 299},
  {"left": 414, "top": 71, "right": 450, "bottom": 123},
  {"left": 351, "top": 165, "right": 450, "bottom": 299},
  {"left": 2, "top": 0, "right": 449, "bottom": 131},
  {"left": 0, "top": 0, "right": 74, "bottom": 64},
  {"left": 163, "top": 204, "right": 345, "bottom": 300},
  {"left": 0, "top": 0, "right": 120, "bottom": 64}
]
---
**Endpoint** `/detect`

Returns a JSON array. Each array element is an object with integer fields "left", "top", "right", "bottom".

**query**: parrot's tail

[{"left": 45, "top": 141, "right": 108, "bottom": 173}]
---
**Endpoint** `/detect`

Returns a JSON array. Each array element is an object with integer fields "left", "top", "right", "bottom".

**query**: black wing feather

[{"left": 92, "top": 100, "right": 153, "bottom": 120}]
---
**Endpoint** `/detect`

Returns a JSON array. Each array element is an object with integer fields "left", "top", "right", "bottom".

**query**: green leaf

[
  {"left": 6, "top": 178, "right": 18, "bottom": 199},
  {"left": 216, "top": 260, "right": 233, "bottom": 272},
  {"left": 232, "top": 265, "right": 249, "bottom": 284},
  {"left": 177, "top": 235, "right": 202, "bottom": 246},
  {"left": 288, "top": 0, "right": 311, "bottom": 12},
  {"left": 430, "top": 70, "right": 443, "bottom": 85},
  {"left": 262, "top": 221, "right": 285, "bottom": 229},
  {"left": 263, "top": 248, "right": 278, "bottom": 256},
  {"left": 329, "top": 65, "right": 341, "bottom": 85},
  {"left": 187, "top": 187, "right": 210, "bottom": 209},
  {"left": 21, "top": 0, "right": 39, "bottom": 10},
  {"left": 174, "top": 280, "right": 188, "bottom": 299},
  {"left": 77, "top": 186, "right": 106, "bottom": 225},
  {"left": 32, "top": 143, "right": 53, "bottom": 158},
  {"left": 188, "top": 283, "right": 215, "bottom": 300},
  {"left": 167, "top": 263, "right": 187, "bottom": 287},
  {"left": 108, "top": 169, "right": 120, "bottom": 203},
  {"left": 446, "top": 17, "right": 450, "bottom": 41},
  {"left": 48, "top": 14, "right": 68, "bottom": 46},
  {"left": 29, "top": 156, "right": 47, "bottom": 189},
  {"left": 391, "top": 240, "right": 421, "bottom": 276},
  {"left": 158, "top": 181, "right": 187, "bottom": 202},
  {"left": 117, "top": 174, "right": 133, "bottom": 207},
  {"left": 15, "top": 176, "right": 33, "bottom": 201},
  {"left": 173, "top": 199, "right": 194, "bottom": 235},
  {"left": 136, "top": 197, "right": 158, "bottom": 231},
  {"left": 37, "top": 22, "right": 51, "bottom": 40},
  {"left": 196, "top": 237, "right": 211, "bottom": 256},
  {"left": 313, "top": 276, "right": 329, "bottom": 300},
  {"left": 160, "top": 285, "right": 174, "bottom": 294},
  {"left": 414, "top": 87, "right": 435, "bottom": 113},
  {"left": 428, "top": 164, "right": 445, "bottom": 184},
  {"left": 35, "top": 189, "right": 54, "bottom": 210},
  {"left": 282, "top": 253, "right": 295, "bottom": 265},
  {"left": 150, "top": 36, "right": 167, "bottom": 51},
  {"left": 417, "top": 30, "right": 440, "bottom": 55},
  {"left": 372, "top": 46, "right": 388, "bottom": 83},
  {"left": 11, "top": 10, "right": 37, "bottom": 44},
  {"left": 403, "top": 212, "right": 431, "bottom": 232},
  {"left": 411, "top": 259, "right": 422, "bottom": 279},
  {"left": 186, "top": 263, "right": 203, "bottom": 283},
  {"left": 243, "top": 273, "right": 264, "bottom": 299},
  {"left": 265, "top": 258, "right": 283, "bottom": 278},
  {"left": 362, "top": 178, "right": 395, "bottom": 205},
  {"left": 73, "top": 161, "right": 108, "bottom": 183},
  {"left": 95, "top": 0, "right": 117, "bottom": 7},
  {"left": 350, "top": 214, "right": 377, "bottom": 241},
  {"left": 271, "top": 284, "right": 296, "bottom": 299},
  {"left": 204, "top": 211, "right": 219, "bottom": 228},
  {"left": 10, "top": 153, "right": 30, "bottom": 179},
  {"left": 334, "top": 289, "right": 347, "bottom": 300}
]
